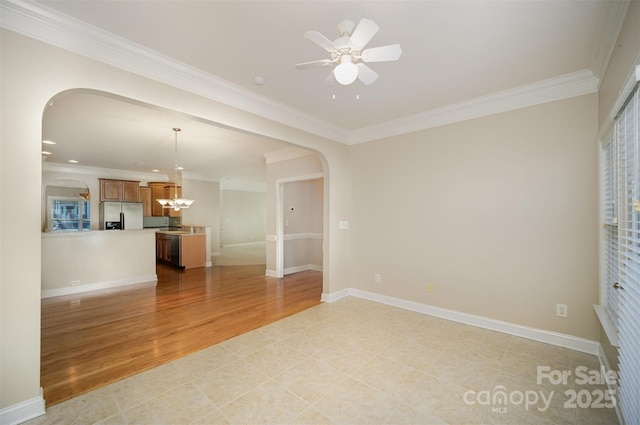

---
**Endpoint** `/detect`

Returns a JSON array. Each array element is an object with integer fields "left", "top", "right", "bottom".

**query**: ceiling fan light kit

[
  {"left": 334, "top": 55, "right": 359, "bottom": 85},
  {"left": 296, "top": 18, "right": 402, "bottom": 86}
]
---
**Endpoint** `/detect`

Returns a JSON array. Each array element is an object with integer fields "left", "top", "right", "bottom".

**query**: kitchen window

[{"left": 49, "top": 197, "right": 90, "bottom": 232}]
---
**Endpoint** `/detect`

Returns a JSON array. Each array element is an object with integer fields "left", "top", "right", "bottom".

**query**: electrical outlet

[
  {"left": 556, "top": 303, "right": 568, "bottom": 318},
  {"left": 71, "top": 280, "right": 81, "bottom": 286},
  {"left": 427, "top": 284, "right": 434, "bottom": 292},
  {"left": 374, "top": 273, "right": 381, "bottom": 283}
]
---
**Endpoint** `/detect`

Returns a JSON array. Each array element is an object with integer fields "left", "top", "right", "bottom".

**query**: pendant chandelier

[{"left": 156, "top": 128, "right": 195, "bottom": 210}]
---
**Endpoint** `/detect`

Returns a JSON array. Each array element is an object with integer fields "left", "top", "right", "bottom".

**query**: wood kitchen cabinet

[
  {"left": 99, "top": 178, "right": 141, "bottom": 202},
  {"left": 149, "top": 182, "right": 182, "bottom": 217},
  {"left": 181, "top": 234, "right": 206, "bottom": 269},
  {"left": 140, "top": 187, "right": 152, "bottom": 216},
  {"left": 149, "top": 183, "right": 165, "bottom": 216},
  {"left": 155, "top": 232, "right": 172, "bottom": 262},
  {"left": 164, "top": 184, "right": 182, "bottom": 218}
]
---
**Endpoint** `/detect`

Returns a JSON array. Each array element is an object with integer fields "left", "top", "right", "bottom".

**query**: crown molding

[
  {"left": 348, "top": 69, "right": 599, "bottom": 145},
  {"left": 0, "top": 0, "right": 615, "bottom": 147},
  {"left": 0, "top": 0, "right": 350, "bottom": 143}
]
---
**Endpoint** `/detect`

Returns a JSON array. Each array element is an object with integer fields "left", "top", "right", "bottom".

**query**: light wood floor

[{"left": 41, "top": 264, "right": 323, "bottom": 407}]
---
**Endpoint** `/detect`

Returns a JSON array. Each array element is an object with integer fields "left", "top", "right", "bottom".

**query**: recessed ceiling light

[
  {"left": 152, "top": 169, "right": 160, "bottom": 173},
  {"left": 42, "top": 151, "right": 52, "bottom": 155},
  {"left": 68, "top": 159, "right": 78, "bottom": 163},
  {"left": 176, "top": 166, "right": 184, "bottom": 171},
  {"left": 42, "top": 140, "right": 56, "bottom": 145},
  {"left": 254, "top": 76, "right": 265, "bottom": 86}
]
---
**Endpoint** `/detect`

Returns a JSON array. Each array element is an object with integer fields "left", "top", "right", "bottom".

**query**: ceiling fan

[{"left": 295, "top": 18, "right": 402, "bottom": 86}]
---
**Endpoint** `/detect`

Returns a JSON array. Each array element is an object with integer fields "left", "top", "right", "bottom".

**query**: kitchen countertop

[{"left": 155, "top": 230, "right": 205, "bottom": 236}]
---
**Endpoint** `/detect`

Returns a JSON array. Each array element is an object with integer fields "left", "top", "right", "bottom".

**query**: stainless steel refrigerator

[{"left": 99, "top": 202, "right": 143, "bottom": 230}]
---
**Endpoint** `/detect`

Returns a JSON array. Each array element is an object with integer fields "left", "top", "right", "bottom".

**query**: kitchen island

[{"left": 155, "top": 230, "right": 206, "bottom": 269}]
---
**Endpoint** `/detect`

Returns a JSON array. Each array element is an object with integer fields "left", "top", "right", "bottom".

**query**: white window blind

[
  {"left": 602, "top": 137, "right": 619, "bottom": 331},
  {"left": 615, "top": 83, "right": 639, "bottom": 425}
]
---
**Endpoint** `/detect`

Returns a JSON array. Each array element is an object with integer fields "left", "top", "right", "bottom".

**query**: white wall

[{"left": 220, "top": 190, "right": 266, "bottom": 246}]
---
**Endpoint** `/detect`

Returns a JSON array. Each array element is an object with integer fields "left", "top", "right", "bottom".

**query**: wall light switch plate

[{"left": 339, "top": 221, "right": 349, "bottom": 229}]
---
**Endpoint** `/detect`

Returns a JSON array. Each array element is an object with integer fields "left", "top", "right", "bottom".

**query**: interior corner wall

[{"left": 349, "top": 93, "right": 600, "bottom": 341}]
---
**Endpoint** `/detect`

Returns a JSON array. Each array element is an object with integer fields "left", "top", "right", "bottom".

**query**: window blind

[
  {"left": 602, "top": 136, "right": 620, "bottom": 331},
  {"left": 615, "top": 83, "right": 639, "bottom": 425}
]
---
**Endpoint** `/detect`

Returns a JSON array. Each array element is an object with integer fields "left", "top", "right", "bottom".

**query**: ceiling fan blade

[
  {"left": 357, "top": 64, "right": 378, "bottom": 85},
  {"left": 304, "top": 31, "right": 336, "bottom": 52},
  {"left": 361, "top": 44, "right": 402, "bottom": 62},
  {"left": 348, "top": 18, "right": 379, "bottom": 50},
  {"left": 295, "top": 59, "right": 334, "bottom": 70}
]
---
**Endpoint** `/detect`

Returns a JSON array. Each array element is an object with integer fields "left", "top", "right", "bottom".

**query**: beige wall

[
  {"left": 41, "top": 230, "right": 156, "bottom": 296},
  {"left": 598, "top": 1, "right": 640, "bottom": 131},
  {"left": 221, "top": 190, "right": 266, "bottom": 246},
  {"left": 181, "top": 178, "right": 221, "bottom": 256},
  {"left": 0, "top": 29, "right": 351, "bottom": 410},
  {"left": 265, "top": 154, "right": 325, "bottom": 273},
  {"left": 282, "top": 178, "right": 324, "bottom": 272},
  {"left": 350, "top": 94, "right": 600, "bottom": 340}
]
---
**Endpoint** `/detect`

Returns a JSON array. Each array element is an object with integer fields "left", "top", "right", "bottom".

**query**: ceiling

[
  {"left": 25, "top": 0, "right": 622, "bottom": 186},
  {"left": 42, "top": 89, "right": 300, "bottom": 189}
]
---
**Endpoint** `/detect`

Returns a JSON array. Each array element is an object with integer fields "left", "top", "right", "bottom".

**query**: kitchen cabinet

[
  {"left": 140, "top": 187, "right": 152, "bottom": 217},
  {"left": 150, "top": 183, "right": 165, "bottom": 216},
  {"left": 164, "top": 184, "right": 182, "bottom": 218},
  {"left": 149, "top": 182, "right": 182, "bottom": 217},
  {"left": 99, "top": 179, "right": 141, "bottom": 202},
  {"left": 155, "top": 232, "right": 173, "bottom": 263},
  {"left": 181, "top": 234, "right": 206, "bottom": 269}
]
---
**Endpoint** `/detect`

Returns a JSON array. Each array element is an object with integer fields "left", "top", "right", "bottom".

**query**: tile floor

[{"left": 26, "top": 297, "right": 620, "bottom": 425}]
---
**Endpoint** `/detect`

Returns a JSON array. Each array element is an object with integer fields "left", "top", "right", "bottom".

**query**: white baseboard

[
  {"left": 321, "top": 288, "right": 350, "bottom": 303},
  {"left": 222, "top": 241, "right": 266, "bottom": 248},
  {"left": 0, "top": 387, "right": 45, "bottom": 425},
  {"left": 267, "top": 264, "right": 322, "bottom": 278},
  {"left": 284, "top": 264, "right": 322, "bottom": 275},
  {"left": 322, "top": 288, "right": 600, "bottom": 355},
  {"left": 41, "top": 274, "right": 157, "bottom": 299},
  {"left": 265, "top": 269, "right": 279, "bottom": 278}
]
